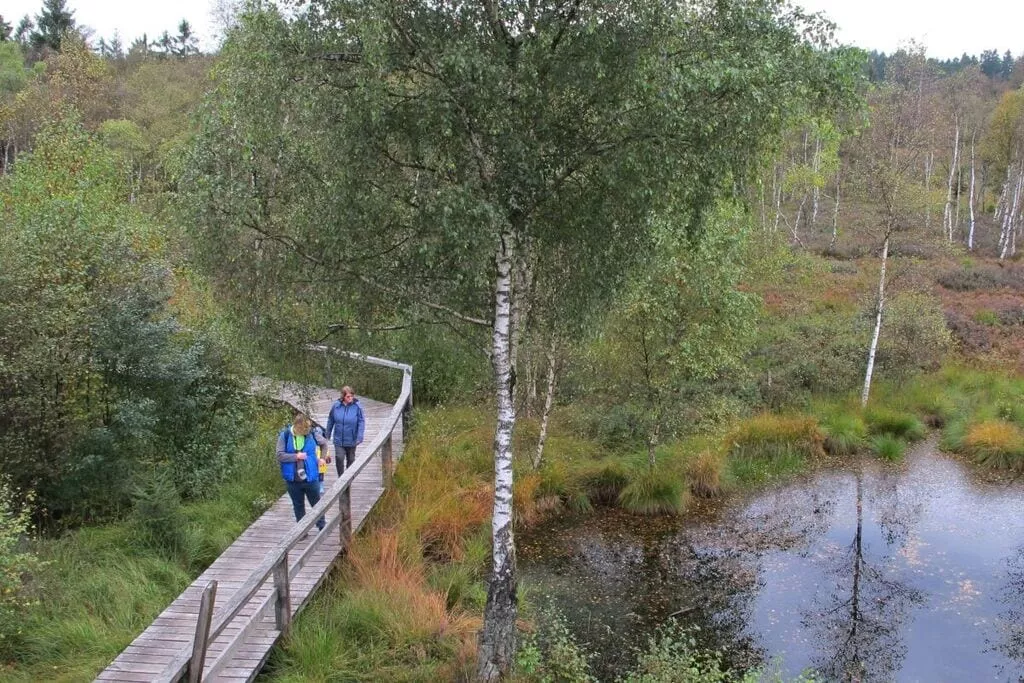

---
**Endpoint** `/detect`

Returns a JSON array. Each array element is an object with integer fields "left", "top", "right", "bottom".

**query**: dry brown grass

[
  {"left": 726, "top": 413, "right": 826, "bottom": 460},
  {"left": 687, "top": 450, "right": 725, "bottom": 498},
  {"left": 962, "top": 420, "right": 1024, "bottom": 471}
]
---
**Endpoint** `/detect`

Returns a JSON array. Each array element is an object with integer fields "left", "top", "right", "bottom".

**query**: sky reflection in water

[{"left": 518, "top": 442, "right": 1024, "bottom": 681}]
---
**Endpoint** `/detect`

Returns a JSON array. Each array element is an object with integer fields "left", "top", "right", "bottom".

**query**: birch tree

[
  {"left": 851, "top": 51, "right": 933, "bottom": 407},
  {"left": 182, "top": 2, "right": 860, "bottom": 677}
]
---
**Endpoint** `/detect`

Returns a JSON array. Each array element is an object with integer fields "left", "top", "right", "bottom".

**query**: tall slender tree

[{"left": 183, "top": 2, "right": 861, "bottom": 677}]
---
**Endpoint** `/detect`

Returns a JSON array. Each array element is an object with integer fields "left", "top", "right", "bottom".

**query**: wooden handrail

[{"left": 156, "top": 351, "right": 412, "bottom": 682}]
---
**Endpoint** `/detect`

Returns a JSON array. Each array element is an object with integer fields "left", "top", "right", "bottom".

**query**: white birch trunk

[
  {"left": 811, "top": 136, "right": 822, "bottom": 227},
  {"left": 532, "top": 339, "right": 558, "bottom": 470},
  {"left": 924, "top": 151, "right": 933, "bottom": 230},
  {"left": 1000, "top": 166, "right": 1022, "bottom": 260},
  {"left": 968, "top": 134, "right": 977, "bottom": 250},
  {"left": 943, "top": 122, "right": 960, "bottom": 241},
  {"left": 773, "top": 163, "right": 782, "bottom": 234},
  {"left": 830, "top": 172, "right": 841, "bottom": 250},
  {"left": 478, "top": 229, "right": 518, "bottom": 681},
  {"left": 861, "top": 236, "right": 889, "bottom": 408},
  {"left": 792, "top": 193, "right": 808, "bottom": 245}
]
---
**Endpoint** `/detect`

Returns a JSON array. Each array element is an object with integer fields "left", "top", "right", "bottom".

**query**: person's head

[
  {"left": 292, "top": 413, "right": 311, "bottom": 436},
  {"left": 340, "top": 386, "right": 355, "bottom": 404}
]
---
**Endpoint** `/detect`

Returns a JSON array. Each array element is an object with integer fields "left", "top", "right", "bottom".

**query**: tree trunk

[
  {"left": 968, "top": 133, "right": 977, "bottom": 251},
  {"left": 811, "top": 136, "right": 821, "bottom": 227},
  {"left": 924, "top": 151, "right": 933, "bottom": 230},
  {"left": 532, "top": 339, "right": 558, "bottom": 470},
  {"left": 772, "top": 163, "right": 782, "bottom": 233},
  {"left": 830, "top": 171, "right": 841, "bottom": 250},
  {"left": 792, "top": 193, "right": 808, "bottom": 245},
  {"left": 943, "top": 121, "right": 960, "bottom": 241},
  {"left": 477, "top": 229, "right": 518, "bottom": 682},
  {"left": 861, "top": 235, "right": 889, "bottom": 408}
]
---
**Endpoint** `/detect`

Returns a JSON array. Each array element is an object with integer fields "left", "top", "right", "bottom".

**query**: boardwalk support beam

[
  {"left": 382, "top": 434, "right": 393, "bottom": 488},
  {"left": 339, "top": 487, "right": 352, "bottom": 550}
]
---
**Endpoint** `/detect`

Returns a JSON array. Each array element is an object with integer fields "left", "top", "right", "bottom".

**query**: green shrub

[
  {"left": 621, "top": 623, "right": 757, "bottom": 683},
  {"left": 870, "top": 435, "right": 907, "bottom": 462},
  {"left": 972, "top": 309, "right": 1000, "bottom": 326},
  {"left": 0, "top": 479, "right": 41, "bottom": 653},
  {"left": 131, "top": 473, "right": 188, "bottom": 557},
  {"left": 517, "top": 612, "right": 594, "bottom": 683},
  {"left": 864, "top": 407, "right": 926, "bottom": 441},
  {"left": 618, "top": 469, "right": 687, "bottom": 515},
  {"left": 822, "top": 413, "right": 867, "bottom": 455}
]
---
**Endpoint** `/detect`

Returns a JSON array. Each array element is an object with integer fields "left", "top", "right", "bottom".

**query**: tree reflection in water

[{"left": 805, "top": 467, "right": 924, "bottom": 682}]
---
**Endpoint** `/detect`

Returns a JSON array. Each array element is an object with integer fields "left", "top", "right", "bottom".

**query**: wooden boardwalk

[{"left": 97, "top": 359, "right": 410, "bottom": 682}]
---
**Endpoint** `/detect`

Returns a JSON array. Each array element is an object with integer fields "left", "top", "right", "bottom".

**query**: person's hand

[
  {"left": 296, "top": 453, "right": 307, "bottom": 461},
  {"left": 326, "top": 456, "right": 333, "bottom": 464}
]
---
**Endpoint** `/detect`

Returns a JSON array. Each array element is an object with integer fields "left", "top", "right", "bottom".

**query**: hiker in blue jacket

[
  {"left": 324, "top": 385, "right": 365, "bottom": 476},
  {"left": 277, "top": 413, "right": 328, "bottom": 533}
]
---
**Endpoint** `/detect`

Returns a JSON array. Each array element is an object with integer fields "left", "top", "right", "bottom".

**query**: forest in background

[{"left": 1, "top": 0, "right": 1024, "bottom": 680}]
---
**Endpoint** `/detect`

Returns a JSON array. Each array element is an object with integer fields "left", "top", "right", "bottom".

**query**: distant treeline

[{"left": 866, "top": 48, "right": 1023, "bottom": 84}]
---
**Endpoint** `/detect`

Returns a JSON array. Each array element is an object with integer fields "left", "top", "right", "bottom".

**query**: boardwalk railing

[{"left": 156, "top": 349, "right": 412, "bottom": 683}]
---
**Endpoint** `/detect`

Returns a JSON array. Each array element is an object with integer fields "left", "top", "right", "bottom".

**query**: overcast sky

[{"left": 3, "top": 0, "right": 1023, "bottom": 60}]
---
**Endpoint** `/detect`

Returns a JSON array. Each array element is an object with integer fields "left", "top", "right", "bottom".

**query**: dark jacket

[
  {"left": 325, "top": 398, "right": 365, "bottom": 447},
  {"left": 276, "top": 426, "right": 327, "bottom": 482}
]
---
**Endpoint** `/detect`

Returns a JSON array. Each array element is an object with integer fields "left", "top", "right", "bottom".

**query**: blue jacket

[
  {"left": 325, "top": 399, "right": 365, "bottom": 447},
  {"left": 276, "top": 426, "right": 323, "bottom": 483}
]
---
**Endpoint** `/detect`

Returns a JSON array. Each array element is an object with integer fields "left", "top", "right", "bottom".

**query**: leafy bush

[
  {"left": 620, "top": 623, "right": 757, "bottom": 683},
  {"left": 875, "top": 293, "right": 952, "bottom": 379},
  {"left": 618, "top": 469, "right": 687, "bottom": 515},
  {"left": 0, "top": 479, "right": 41, "bottom": 653},
  {"left": 870, "top": 435, "right": 907, "bottom": 462},
  {"left": 864, "top": 408, "right": 926, "bottom": 441},
  {"left": 822, "top": 413, "right": 867, "bottom": 455},
  {"left": 726, "top": 414, "right": 825, "bottom": 460},
  {"left": 936, "top": 265, "right": 1024, "bottom": 291},
  {"left": 962, "top": 420, "right": 1024, "bottom": 471},
  {"left": 517, "top": 612, "right": 594, "bottom": 683}
]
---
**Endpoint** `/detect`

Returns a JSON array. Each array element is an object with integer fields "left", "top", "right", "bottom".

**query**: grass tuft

[
  {"left": 822, "top": 412, "right": 867, "bottom": 455},
  {"left": 687, "top": 451, "right": 726, "bottom": 498},
  {"left": 618, "top": 468, "right": 687, "bottom": 515},
  {"left": 870, "top": 434, "right": 907, "bottom": 462},
  {"left": 962, "top": 420, "right": 1024, "bottom": 471},
  {"left": 864, "top": 407, "right": 926, "bottom": 441},
  {"left": 726, "top": 413, "right": 825, "bottom": 460}
]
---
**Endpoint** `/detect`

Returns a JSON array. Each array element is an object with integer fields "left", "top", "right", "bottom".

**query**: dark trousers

[
  {"left": 335, "top": 445, "right": 356, "bottom": 475},
  {"left": 285, "top": 480, "right": 325, "bottom": 530}
]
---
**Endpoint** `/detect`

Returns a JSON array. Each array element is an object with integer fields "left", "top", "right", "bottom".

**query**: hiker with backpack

[{"left": 277, "top": 412, "right": 328, "bottom": 533}]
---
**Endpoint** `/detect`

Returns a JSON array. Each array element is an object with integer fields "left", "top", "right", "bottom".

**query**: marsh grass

[
  {"left": 726, "top": 414, "right": 826, "bottom": 461},
  {"left": 821, "top": 412, "right": 867, "bottom": 456},
  {"left": 870, "top": 434, "right": 907, "bottom": 462},
  {"left": 864, "top": 407, "right": 926, "bottom": 441},
  {"left": 962, "top": 420, "right": 1024, "bottom": 471},
  {"left": 618, "top": 468, "right": 688, "bottom": 515},
  {"left": 687, "top": 450, "right": 727, "bottom": 498}
]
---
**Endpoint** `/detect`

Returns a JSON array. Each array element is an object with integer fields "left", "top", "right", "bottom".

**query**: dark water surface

[{"left": 518, "top": 441, "right": 1024, "bottom": 682}]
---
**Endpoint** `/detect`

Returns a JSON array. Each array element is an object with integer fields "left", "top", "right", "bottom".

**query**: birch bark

[
  {"left": 477, "top": 229, "right": 518, "bottom": 681},
  {"left": 861, "top": 235, "right": 889, "bottom": 408}
]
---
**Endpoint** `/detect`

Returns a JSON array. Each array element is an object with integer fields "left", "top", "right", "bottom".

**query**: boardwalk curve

[{"left": 97, "top": 348, "right": 412, "bottom": 682}]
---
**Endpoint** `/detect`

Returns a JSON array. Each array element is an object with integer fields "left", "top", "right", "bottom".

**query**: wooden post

[
  {"left": 272, "top": 554, "right": 291, "bottom": 632},
  {"left": 187, "top": 581, "right": 217, "bottom": 683},
  {"left": 401, "top": 398, "right": 411, "bottom": 441},
  {"left": 338, "top": 487, "right": 352, "bottom": 550},
  {"left": 381, "top": 435, "right": 393, "bottom": 489}
]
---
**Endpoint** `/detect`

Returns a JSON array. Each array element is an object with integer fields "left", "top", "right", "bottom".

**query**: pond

[{"left": 519, "top": 440, "right": 1024, "bottom": 681}]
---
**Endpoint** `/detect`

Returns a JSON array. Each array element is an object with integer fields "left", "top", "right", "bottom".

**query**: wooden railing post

[
  {"left": 401, "top": 397, "right": 411, "bottom": 441},
  {"left": 186, "top": 581, "right": 217, "bottom": 683},
  {"left": 272, "top": 554, "right": 291, "bottom": 632},
  {"left": 381, "top": 434, "right": 393, "bottom": 489},
  {"left": 339, "top": 487, "right": 352, "bottom": 550}
]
